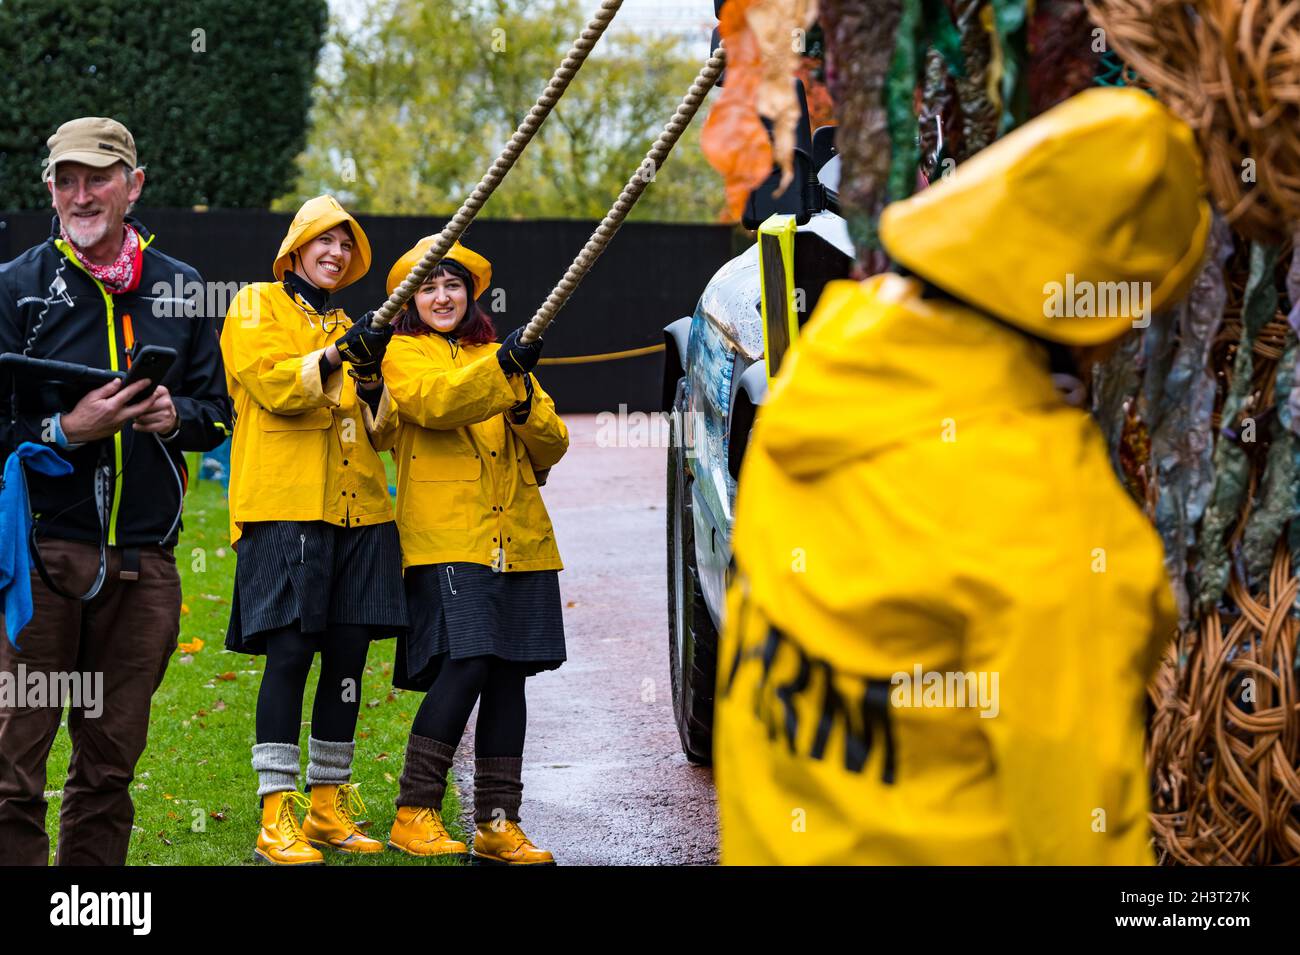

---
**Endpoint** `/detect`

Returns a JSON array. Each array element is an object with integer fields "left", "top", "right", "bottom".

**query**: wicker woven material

[{"left": 1087, "top": 0, "right": 1300, "bottom": 242}]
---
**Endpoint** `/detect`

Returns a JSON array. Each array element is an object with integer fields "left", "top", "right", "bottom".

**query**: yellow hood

[
  {"left": 386, "top": 238, "right": 492, "bottom": 299},
  {"left": 879, "top": 87, "right": 1210, "bottom": 344},
  {"left": 273, "top": 195, "right": 372, "bottom": 291},
  {"left": 758, "top": 275, "right": 1063, "bottom": 480}
]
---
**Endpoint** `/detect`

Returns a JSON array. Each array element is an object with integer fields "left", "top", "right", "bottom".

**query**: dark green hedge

[{"left": 0, "top": 0, "right": 326, "bottom": 210}]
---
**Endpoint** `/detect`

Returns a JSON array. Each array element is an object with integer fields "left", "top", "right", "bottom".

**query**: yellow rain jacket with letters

[
  {"left": 715, "top": 89, "right": 1209, "bottom": 865},
  {"left": 221, "top": 199, "right": 397, "bottom": 546},
  {"left": 384, "top": 332, "right": 567, "bottom": 572}
]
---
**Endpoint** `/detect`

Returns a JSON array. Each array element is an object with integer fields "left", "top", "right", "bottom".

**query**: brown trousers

[{"left": 0, "top": 538, "right": 180, "bottom": 865}]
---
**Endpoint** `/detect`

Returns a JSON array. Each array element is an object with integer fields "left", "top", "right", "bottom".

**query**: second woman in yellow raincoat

[{"left": 380, "top": 238, "right": 569, "bottom": 865}]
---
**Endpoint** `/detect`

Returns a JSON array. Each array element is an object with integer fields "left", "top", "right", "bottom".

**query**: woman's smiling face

[
  {"left": 295, "top": 225, "right": 354, "bottom": 290},
  {"left": 414, "top": 271, "right": 469, "bottom": 333}
]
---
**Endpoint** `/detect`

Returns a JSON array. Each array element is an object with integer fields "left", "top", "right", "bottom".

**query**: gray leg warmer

[
  {"left": 306, "top": 736, "right": 354, "bottom": 788},
  {"left": 395, "top": 735, "right": 457, "bottom": 810},
  {"left": 252, "top": 742, "right": 301, "bottom": 798}
]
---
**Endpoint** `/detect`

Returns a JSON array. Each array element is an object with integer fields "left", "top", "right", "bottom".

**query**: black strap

[
  {"left": 119, "top": 546, "right": 140, "bottom": 581},
  {"left": 25, "top": 449, "right": 112, "bottom": 602}
]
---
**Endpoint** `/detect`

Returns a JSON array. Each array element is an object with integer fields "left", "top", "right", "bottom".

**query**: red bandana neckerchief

[{"left": 61, "top": 223, "right": 143, "bottom": 294}]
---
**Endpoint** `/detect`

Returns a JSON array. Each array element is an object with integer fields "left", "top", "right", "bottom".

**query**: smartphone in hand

[{"left": 122, "top": 345, "right": 178, "bottom": 402}]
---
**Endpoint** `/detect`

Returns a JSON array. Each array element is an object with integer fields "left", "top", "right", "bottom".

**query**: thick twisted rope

[
  {"left": 519, "top": 46, "right": 727, "bottom": 344},
  {"left": 372, "top": 0, "right": 624, "bottom": 327}
]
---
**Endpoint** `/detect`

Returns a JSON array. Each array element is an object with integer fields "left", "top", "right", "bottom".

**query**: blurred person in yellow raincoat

[
  {"left": 221, "top": 196, "right": 407, "bottom": 865},
  {"left": 715, "top": 88, "right": 1211, "bottom": 865},
  {"left": 379, "top": 238, "right": 569, "bottom": 865}
]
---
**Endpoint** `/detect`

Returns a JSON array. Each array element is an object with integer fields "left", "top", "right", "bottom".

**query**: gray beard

[{"left": 62, "top": 216, "right": 114, "bottom": 251}]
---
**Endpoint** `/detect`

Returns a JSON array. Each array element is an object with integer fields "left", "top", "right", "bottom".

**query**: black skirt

[
  {"left": 226, "top": 520, "right": 408, "bottom": 654},
  {"left": 394, "top": 562, "right": 566, "bottom": 691}
]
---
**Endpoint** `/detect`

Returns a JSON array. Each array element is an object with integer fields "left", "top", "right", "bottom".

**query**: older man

[{"left": 0, "top": 117, "right": 231, "bottom": 864}]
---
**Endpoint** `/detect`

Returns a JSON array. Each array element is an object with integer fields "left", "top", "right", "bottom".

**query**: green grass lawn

[{"left": 42, "top": 473, "right": 463, "bottom": 866}]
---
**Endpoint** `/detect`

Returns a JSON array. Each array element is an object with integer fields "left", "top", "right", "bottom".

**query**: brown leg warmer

[
  {"left": 474, "top": 756, "right": 523, "bottom": 825},
  {"left": 395, "top": 734, "right": 456, "bottom": 810}
]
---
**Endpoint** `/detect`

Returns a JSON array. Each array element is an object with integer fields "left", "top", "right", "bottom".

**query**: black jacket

[{"left": 0, "top": 215, "right": 232, "bottom": 548}]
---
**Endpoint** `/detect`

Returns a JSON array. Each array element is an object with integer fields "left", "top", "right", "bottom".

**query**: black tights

[
  {"left": 412, "top": 656, "right": 528, "bottom": 757},
  {"left": 256, "top": 625, "right": 374, "bottom": 744}
]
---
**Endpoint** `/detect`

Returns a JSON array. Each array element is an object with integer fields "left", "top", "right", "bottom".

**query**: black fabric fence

[{"left": 0, "top": 209, "right": 735, "bottom": 412}]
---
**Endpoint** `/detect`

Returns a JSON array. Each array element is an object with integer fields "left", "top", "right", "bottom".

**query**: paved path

[{"left": 453, "top": 413, "right": 719, "bottom": 865}]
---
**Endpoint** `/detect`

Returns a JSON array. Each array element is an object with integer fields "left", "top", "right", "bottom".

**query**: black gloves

[
  {"left": 337, "top": 310, "right": 393, "bottom": 385},
  {"left": 496, "top": 327, "right": 543, "bottom": 377}
]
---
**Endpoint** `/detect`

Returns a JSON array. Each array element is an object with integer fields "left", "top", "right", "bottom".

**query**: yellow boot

[
  {"left": 255, "top": 791, "right": 325, "bottom": 866},
  {"left": 388, "top": 806, "right": 469, "bottom": 860},
  {"left": 302, "top": 783, "right": 385, "bottom": 854},
  {"left": 472, "top": 820, "right": 556, "bottom": 866}
]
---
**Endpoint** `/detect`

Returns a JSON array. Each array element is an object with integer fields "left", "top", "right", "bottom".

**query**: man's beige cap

[{"left": 43, "top": 117, "right": 137, "bottom": 181}]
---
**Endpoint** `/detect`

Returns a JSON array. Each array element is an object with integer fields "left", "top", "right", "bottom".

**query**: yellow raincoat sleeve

[
  {"left": 383, "top": 336, "right": 525, "bottom": 431},
  {"left": 360, "top": 384, "right": 399, "bottom": 451},
  {"left": 964, "top": 546, "right": 1177, "bottom": 865},
  {"left": 221, "top": 284, "right": 343, "bottom": 414},
  {"left": 510, "top": 373, "right": 568, "bottom": 470}
]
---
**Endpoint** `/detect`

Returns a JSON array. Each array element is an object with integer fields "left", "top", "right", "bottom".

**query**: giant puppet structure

[{"left": 706, "top": 0, "right": 1300, "bottom": 864}]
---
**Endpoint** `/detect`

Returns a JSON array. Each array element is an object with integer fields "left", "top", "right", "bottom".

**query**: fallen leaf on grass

[
  {"left": 181, "top": 604, "right": 191, "bottom": 615},
  {"left": 212, "top": 699, "right": 227, "bottom": 712},
  {"left": 209, "top": 811, "right": 227, "bottom": 822},
  {"left": 157, "top": 832, "right": 172, "bottom": 846},
  {"left": 177, "top": 637, "right": 204, "bottom": 654},
  {"left": 374, "top": 753, "right": 389, "bottom": 761},
  {"left": 366, "top": 700, "right": 380, "bottom": 709},
  {"left": 383, "top": 772, "right": 395, "bottom": 784},
  {"left": 216, "top": 672, "right": 237, "bottom": 681}
]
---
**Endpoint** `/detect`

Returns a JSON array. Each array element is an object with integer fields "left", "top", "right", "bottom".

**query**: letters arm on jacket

[
  {"left": 964, "top": 541, "right": 1176, "bottom": 865},
  {"left": 383, "top": 337, "right": 525, "bottom": 431},
  {"left": 509, "top": 373, "right": 568, "bottom": 470},
  {"left": 166, "top": 270, "right": 233, "bottom": 451},
  {"left": 220, "top": 284, "right": 343, "bottom": 415},
  {"left": 0, "top": 268, "right": 62, "bottom": 452}
]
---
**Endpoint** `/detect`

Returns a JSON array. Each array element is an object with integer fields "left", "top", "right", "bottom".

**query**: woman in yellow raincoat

[
  {"left": 714, "top": 88, "right": 1210, "bottom": 864},
  {"left": 220, "top": 196, "right": 406, "bottom": 865},
  {"left": 379, "top": 238, "right": 569, "bottom": 865}
]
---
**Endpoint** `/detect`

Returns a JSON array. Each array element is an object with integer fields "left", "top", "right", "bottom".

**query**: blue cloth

[{"left": 0, "top": 442, "right": 73, "bottom": 647}]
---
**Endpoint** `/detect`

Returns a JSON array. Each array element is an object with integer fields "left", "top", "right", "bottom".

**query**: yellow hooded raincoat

[
  {"left": 381, "top": 241, "right": 568, "bottom": 572},
  {"left": 220, "top": 196, "right": 398, "bottom": 546},
  {"left": 714, "top": 89, "right": 1209, "bottom": 865}
]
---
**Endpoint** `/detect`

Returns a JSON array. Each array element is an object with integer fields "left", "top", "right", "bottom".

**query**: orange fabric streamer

[
  {"left": 701, "top": 0, "right": 820, "bottom": 222},
  {"left": 701, "top": 1, "right": 774, "bottom": 222}
]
